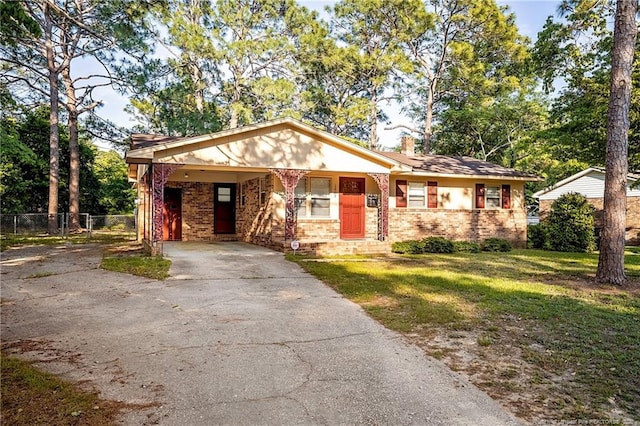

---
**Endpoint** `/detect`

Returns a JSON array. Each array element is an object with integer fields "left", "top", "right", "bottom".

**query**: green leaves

[{"left": 532, "top": 0, "right": 640, "bottom": 171}]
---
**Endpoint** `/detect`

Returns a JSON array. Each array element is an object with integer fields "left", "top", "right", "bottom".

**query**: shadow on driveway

[{"left": 1, "top": 242, "right": 522, "bottom": 425}]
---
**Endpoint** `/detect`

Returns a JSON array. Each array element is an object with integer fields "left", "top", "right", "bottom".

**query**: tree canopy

[{"left": 1, "top": 0, "right": 638, "bottom": 231}]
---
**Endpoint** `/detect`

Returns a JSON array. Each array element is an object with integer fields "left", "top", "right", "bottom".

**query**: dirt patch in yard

[
  {"left": 1, "top": 339, "right": 156, "bottom": 426},
  {"left": 407, "top": 317, "right": 638, "bottom": 425}
]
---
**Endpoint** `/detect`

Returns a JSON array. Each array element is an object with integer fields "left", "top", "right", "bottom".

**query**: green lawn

[
  {"left": 291, "top": 249, "right": 640, "bottom": 423},
  {"left": 0, "top": 233, "right": 134, "bottom": 251},
  {"left": 101, "top": 254, "right": 171, "bottom": 280}
]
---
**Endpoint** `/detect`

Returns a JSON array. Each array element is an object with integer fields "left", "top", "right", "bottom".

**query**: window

[
  {"left": 476, "top": 184, "right": 512, "bottom": 209},
  {"left": 294, "top": 177, "right": 331, "bottom": 217},
  {"left": 396, "top": 180, "right": 407, "bottom": 207},
  {"left": 240, "top": 183, "right": 246, "bottom": 207},
  {"left": 259, "top": 177, "right": 267, "bottom": 205},
  {"left": 427, "top": 181, "right": 438, "bottom": 208},
  {"left": 294, "top": 178, "right": 307, "bottom": 216},
  {"left": 218, "top": 186, "right": 231, "bottom": 202},
  {"left": 486, "top": 186, "right": 500, "bottom": 208},
  {"left": 408, "top": 182, "right": 425, "bottom": 207},
  {"left": 310, "top": 178, "right": 330, "bottom": 217}
]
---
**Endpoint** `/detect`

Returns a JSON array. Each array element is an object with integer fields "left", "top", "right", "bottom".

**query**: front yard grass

[
  {"left": 0, "top": 233, "right": 134, "bottom": 252},
  {"left": 1, "top": 355, "right": 122, "bottom": 425},
  {"left": 291, "top": 249, "right": 640, "bottom": 424},
  {"left": 101, "top": 244, "right": 170, "bottom": 280}
]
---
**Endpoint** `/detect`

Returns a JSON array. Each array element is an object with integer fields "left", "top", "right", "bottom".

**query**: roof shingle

[{"left": 376, "top": 151, "right": 539, "bottom": 179}]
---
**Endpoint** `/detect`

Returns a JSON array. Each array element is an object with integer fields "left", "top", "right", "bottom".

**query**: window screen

[
  {"left": 486, "top": 186, "right": 500, "bottom": 208},
  {"left": 408, "top": 182, "right": 425, "bottom": 207},
  {"left": 310, "top": 178, "right": 330, "bottom": 217}
]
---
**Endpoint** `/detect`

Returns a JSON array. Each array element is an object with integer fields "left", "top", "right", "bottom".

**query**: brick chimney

[{"left": 400, "top": 136, "right": 415, "bottom": 156}]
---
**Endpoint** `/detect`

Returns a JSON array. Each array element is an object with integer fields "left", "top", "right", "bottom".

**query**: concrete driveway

[{"left": 1, "top": 241, "right": 522, "bottom": 425}]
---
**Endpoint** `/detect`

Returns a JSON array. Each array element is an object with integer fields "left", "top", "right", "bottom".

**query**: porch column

[
  {"left": 270, "top": 168, "right": 309, "bottom": 240},
  {"left": 368, "top": 173, "right": 389, "bottom": 241},
  {"left": 152, "top": 163, "right": 184, "bottom": 243}
]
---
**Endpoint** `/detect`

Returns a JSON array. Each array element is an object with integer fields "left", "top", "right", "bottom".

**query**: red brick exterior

[
  {"left": 236, "top": 175, "right": 280, "bottom": 247},
  {"left": 148, "top": 177, "right": 530, "bottom": 253},
  {"left": 540, "top": 196, "right": 640, "bottom": 245},
  {"left": 389, "top": 208, "right": 528, "bottom": 248}
]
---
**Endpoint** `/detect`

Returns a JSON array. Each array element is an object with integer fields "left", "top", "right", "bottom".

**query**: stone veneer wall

[
  {"left": 388, "top": 208, "right": 528, "bottom": 248},
  {"left": 539, "top": 196, "right": 640, "bottom": 245}
]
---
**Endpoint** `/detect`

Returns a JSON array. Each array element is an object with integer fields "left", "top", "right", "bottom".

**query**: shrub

[
  {"left": 527, "top": 223, "right": 548, "bottom": 249},
  {"left": 452, "top": 241, "right": 482, "bottom": 253},
  {"left": 546, "top": 193, "right": 596, "bottom": 252},
  {"left": 421, "top": 237, "right": 454, "bottom": 253},
  {"left": 482, "top": 238, "right": 512, "bottom": 252},
  {"left": 391, "top": 240, "right": 424, "bottom": 254}
]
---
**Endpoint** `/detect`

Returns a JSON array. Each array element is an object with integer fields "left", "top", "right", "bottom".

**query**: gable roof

[
  {"left": 126, "top": 118, "right": 400, "bottom": 169},
  {"left": 376, "top": 151, "right": 541, "bottom": 181},
  {"left": 130, "top": 133, "right": 182, "bottom": 149},
  {"left": 532, "top": 167, "right": 640, "bottom": 199}
]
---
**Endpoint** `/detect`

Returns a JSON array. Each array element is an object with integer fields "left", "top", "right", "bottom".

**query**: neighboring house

[
  {"left": 532, "top": 167, "right": 640, "bottom": 245},
  {"left": 126, "top": 118, "right": 540, "bottom": 255}
]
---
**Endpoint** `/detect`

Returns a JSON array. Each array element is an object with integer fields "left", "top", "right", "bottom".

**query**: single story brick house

[
  {"left": 126, "top": 118, "right": 540, "bottom": 255},
  {"left": 532, "top": 167, "right": 640, "bottom": 245}
]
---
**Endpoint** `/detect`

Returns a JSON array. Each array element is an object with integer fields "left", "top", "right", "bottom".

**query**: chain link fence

[
  {"left": 89, "top": 215, "right": 136, "bottom": 234},
  {"left": 0, "top": 213, "right": 134, "bottom": 235}
]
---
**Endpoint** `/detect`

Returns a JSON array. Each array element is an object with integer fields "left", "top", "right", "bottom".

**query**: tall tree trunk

[
  {"left": 596, "top": 0, "right": 638, "bottom": 286},
  {"left": 44, "top": 2, "right": 59, "bottom": 235},
  {"left": 189, "top": 60, "right": 204, "bottom": 113},
  {"left": 229, "top": 107, "right": 238, "bottom": 129},
  {"left": 370, "top": 87, "right": 378, "bottom": 150},
  {"left": 423, "top": 80, "right": 436, "bottom": 154},
  {"left": 62, "top": 55, "right": 81, "bottom": 232},
  {"left": 187, "top": 1, "right": 204, "bottom": 115}
]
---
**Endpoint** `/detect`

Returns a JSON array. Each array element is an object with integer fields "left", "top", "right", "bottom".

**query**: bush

[
  {"left": 527, "top": 223, "right": 548, "bottom": 249},
  {"left": 482, "top": 238, "right": 512, "bottom": 252},
  {"left": 421, "top": 237, "right": 454, "bottom": 253},
  {"left": 546, "top": 193, "right": 596, "bottom": 252},
  {"left": 452, "top": 241, "right": 482, "bottom": 253},
  {"left": 392, "top": 237, "right": 456, "bottom": 254},
  {"left": 391, "top": 240, "right": 424, "bottom": 254}
]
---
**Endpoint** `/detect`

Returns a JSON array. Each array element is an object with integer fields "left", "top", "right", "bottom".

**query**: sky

[{"left": 93, "top": 0, "right": 562, "bottom": 150}]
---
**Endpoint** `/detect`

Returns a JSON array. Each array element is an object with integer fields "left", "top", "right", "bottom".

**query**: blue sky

[{"left": 96, "top": 0, "right": 562, "bottom": 149}]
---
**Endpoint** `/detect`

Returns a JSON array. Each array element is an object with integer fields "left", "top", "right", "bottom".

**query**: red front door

[
  {"left": 163, "top": 187, "right": 182, "bottom": 240},
  {"left": 214, "top": 183, "right": 236, "bottom": 234},
  {"left": 339, "top": 177, "right": 365, "bottom": 239}
]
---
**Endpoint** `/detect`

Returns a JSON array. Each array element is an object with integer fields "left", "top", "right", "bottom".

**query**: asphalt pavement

[{"left": 0, "top": 241, "right": 523, "bottom": 425}]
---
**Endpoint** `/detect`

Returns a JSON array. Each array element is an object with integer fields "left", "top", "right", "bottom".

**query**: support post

[
  {"left": 270, "top": 169, "right": 309, "bottom": 240},
  {"left": 368, "top": 173, "right": 389, "bottom": 241},
  {"left": 152, "top": 163, "right": 184, "bottom": 244}
]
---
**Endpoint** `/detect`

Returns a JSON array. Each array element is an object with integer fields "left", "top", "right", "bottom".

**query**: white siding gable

[{"left": 538, "top": 170, "right": 640, "bottom": 200}]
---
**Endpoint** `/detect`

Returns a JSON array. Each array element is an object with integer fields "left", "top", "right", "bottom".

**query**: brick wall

[
  {"left": 236, "top": 175, "right": 278, "bottom": 246},
  {"left": 167, "top": 182, "right": 215, "bottom": 241},
  {"left": 388, "top": 208, "right": 528, "bottom": 248},
  {"left": 291, "top": 208, "right": 379, "bottom": 241},
  {"left": 540, "top": 196, "right": 640, "bottom": 245}
]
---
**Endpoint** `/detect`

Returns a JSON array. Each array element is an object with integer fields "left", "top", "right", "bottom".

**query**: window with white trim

[
  {"left": 310, "top": 178, "right": 330, "bottom": 217},
  {"left": 486, "top": 186, "right": 501, "bottom": 208},
  {"left": 408, "top": 182, "right": 425, "bottom": 207},
  {"left": 475, "top": 184, "right": 512, "bottom": 209}
]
